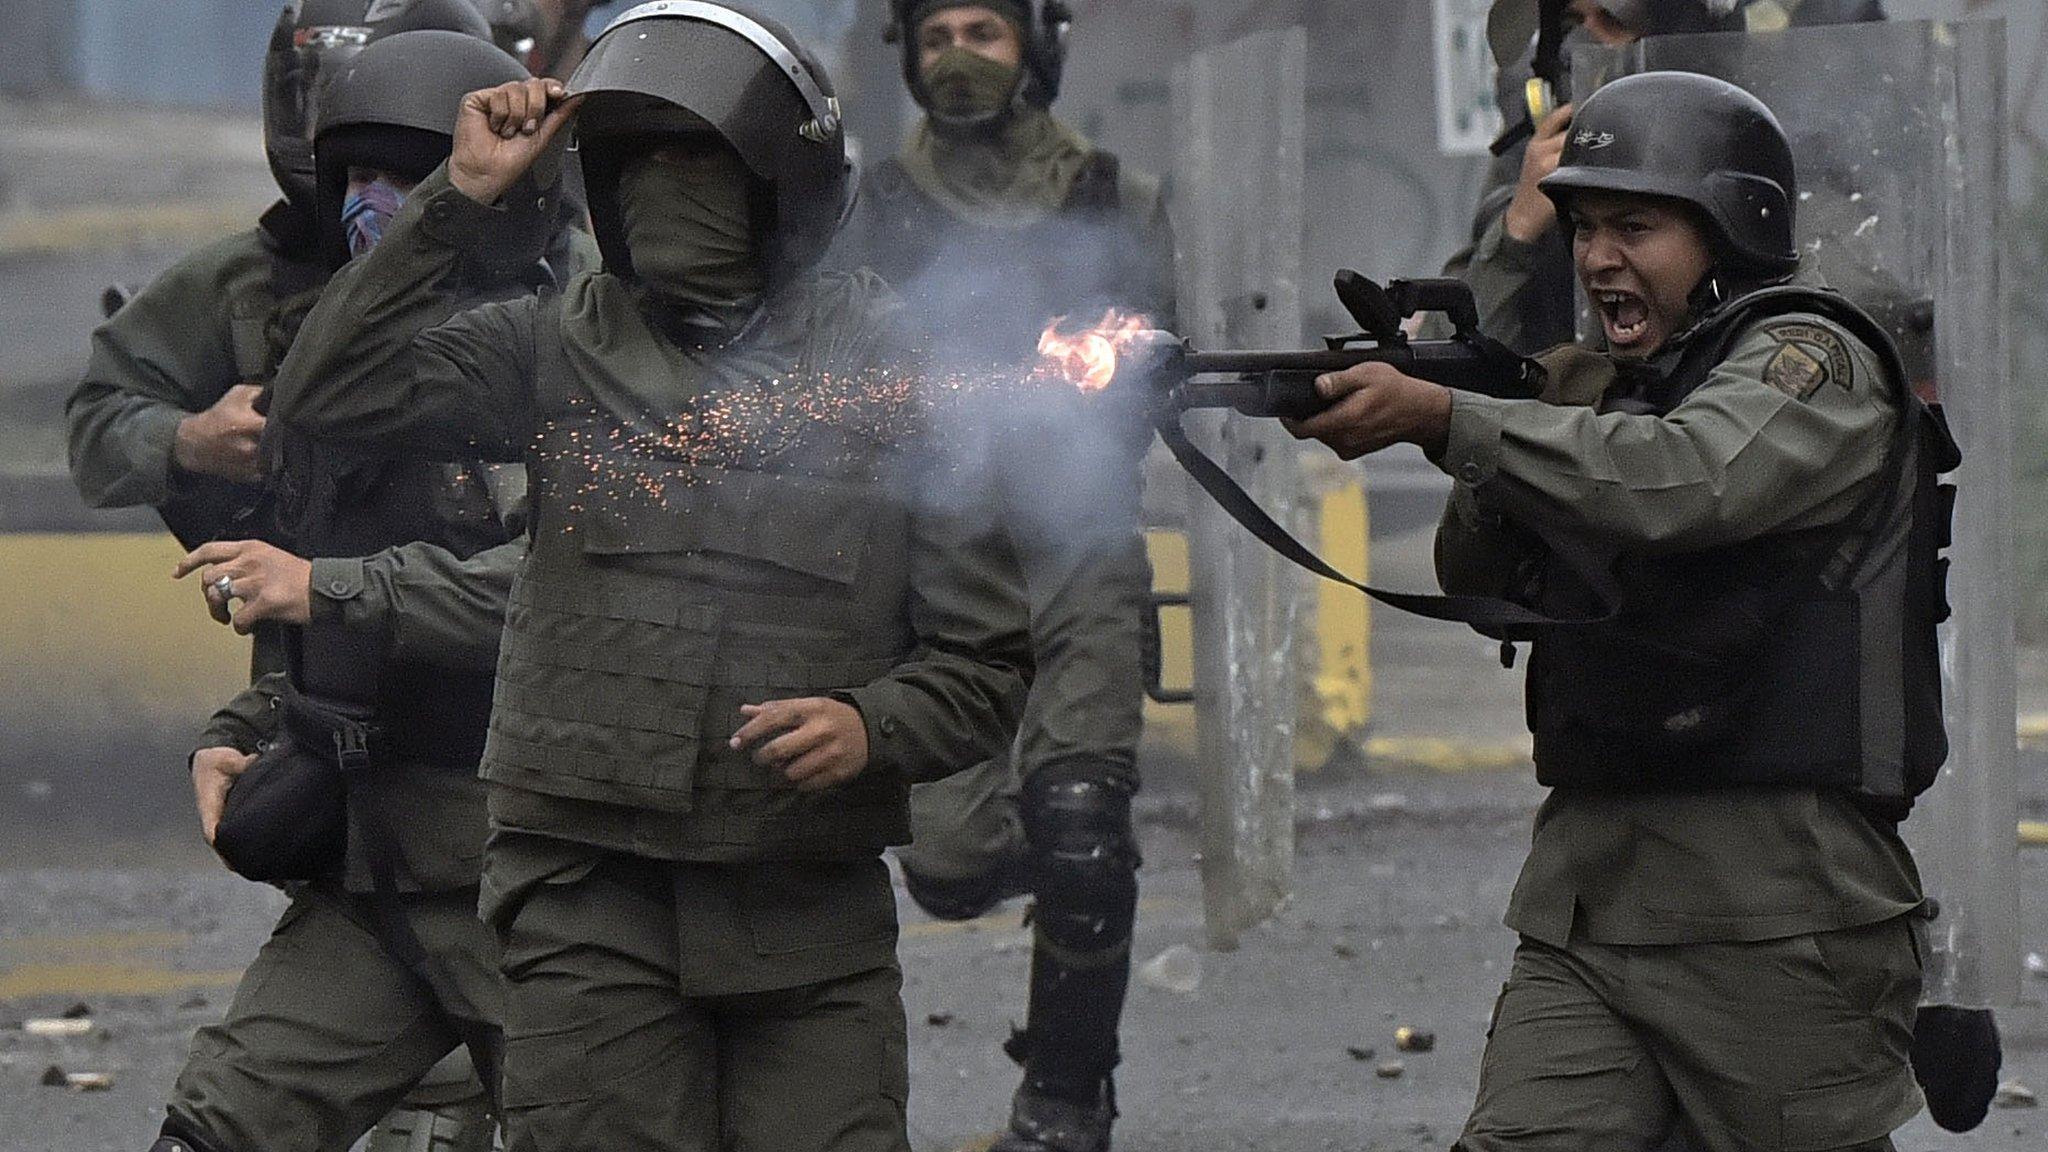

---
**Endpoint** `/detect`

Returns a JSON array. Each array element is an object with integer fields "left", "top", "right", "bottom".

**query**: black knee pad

[{"left": 1022, "top": 775, "right": 1139, "bottom": 953}]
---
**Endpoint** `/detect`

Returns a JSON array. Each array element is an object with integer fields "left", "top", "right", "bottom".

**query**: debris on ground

[
  {"left": 1995, "top": 1080, "right": 2038, "bottom": 1109},
  {"left": 1333, "top": 941, "right": 1358, "bottom": 959},
  {"left": 1345, "top": 1046, "right": 1375, "bottom": 1061},
  {"left": 61, "top": 1003, "right": 92, "bottom": 1019},
  {"left": 40, "top": 1065, "right": 65, "bottom": 1087},
  {"left": 1137, "top": 944, "right": 1203, "bottom": 994},
  {"left": 23, "top": 1018, "right": 93, "bottom": 1037},
  {"left": 925, "top": 1011, "right": 955, "bottom": 1027},
  {"left": 1375, "top": 1060, "right": 1406, "bottom": 1080},
  {"left": 65, "top": 1071, "right": 114, "bottom": 1091},
  {"left": 1394, "top": 1026, "right": 1436, "bottom": 1053}
]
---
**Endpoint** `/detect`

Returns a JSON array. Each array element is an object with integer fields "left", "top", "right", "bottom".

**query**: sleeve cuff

[
  {"left": 415, "top": 163, "right": 559, "bottom": 271},
  {"left": 829, "top": 686, "right": 915, "bottom": 782},
  {"left": 144, "top": 405, "right": 191, "bottom": 501},
  {"left": 308, "top": 556, "right": 365, "bottom": 624},
  {"left": 1473, "top": 212, "right": 1546, "bottom": 273},
  {"left": 1439, "top": 391, "right": 1507, "bottom": 489}
]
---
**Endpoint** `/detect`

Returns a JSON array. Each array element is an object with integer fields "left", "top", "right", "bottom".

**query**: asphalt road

[{"left": 7, "top": 764, "right": 2048, "bottom": 1151}]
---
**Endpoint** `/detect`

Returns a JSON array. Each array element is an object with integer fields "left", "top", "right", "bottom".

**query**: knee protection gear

[{"left": 1021, "top": 774, "right": 1138, "bottom": 954}]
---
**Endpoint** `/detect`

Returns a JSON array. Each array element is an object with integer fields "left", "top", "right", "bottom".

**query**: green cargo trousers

[
  {"left": 900, "top": 754, "right": 1026, "bottom": 884},
  {"left": 166, "top": 884, "right": 503, "bottom": 1152},
  {"left": 1457, "top": 916, "right": 1924, "bottom": 1152},
  {"left": 482, "top": 834, "right": 912, "bottom": 1152}
]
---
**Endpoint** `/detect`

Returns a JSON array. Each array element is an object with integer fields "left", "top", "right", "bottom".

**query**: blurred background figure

[{"left": 830, "top": 2, "right": 1170, "bottom": 1148}]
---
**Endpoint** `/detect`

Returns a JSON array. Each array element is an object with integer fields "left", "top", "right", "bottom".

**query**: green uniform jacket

[
  {"left": 268, "top": 166, "right": 1033, "bottom": 862},
  {"left": 1433, "top": 306, "right": 1923, "bottom": 947},
  {"left": 68, "top": 209, "right": 582, "bottom": 722}
]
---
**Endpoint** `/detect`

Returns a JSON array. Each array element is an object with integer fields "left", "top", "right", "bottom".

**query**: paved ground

[{"left": 8, "top": 762, "right": 2048, "bottom": 1151}]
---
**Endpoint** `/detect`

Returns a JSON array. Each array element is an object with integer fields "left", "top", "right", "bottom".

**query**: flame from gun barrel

[{"left": 1035, "top": 309, "right": 1154, "bottom": 393}]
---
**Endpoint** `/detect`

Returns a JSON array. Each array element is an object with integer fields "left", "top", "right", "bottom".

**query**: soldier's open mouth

[{"left": 1595, "top": 290, "right": 1650, "bottom": 346}]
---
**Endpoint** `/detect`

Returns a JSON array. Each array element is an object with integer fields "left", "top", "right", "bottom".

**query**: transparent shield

[
  {"left": 1576, "top": 19, "right": 2015, "bottom": 1009},
  {"left": 1170, "top": 25, "right": 1310, "bottom": 950}
]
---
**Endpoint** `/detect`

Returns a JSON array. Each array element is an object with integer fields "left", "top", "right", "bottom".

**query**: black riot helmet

[
  {"left": 885, "top": 0, "right": 1070, "bottom": 122},
  {"left": 567, "top": 2, "right": 853, "bottom": 283},
  {"left": 312, "top": 29, "right": 528, "bottom": 268},
  {"left": 1540, "top": 71, "right": 1798, "bottom": 276},
  {"left": 263, "top": 0, "right": 493, "bottom": 213}
]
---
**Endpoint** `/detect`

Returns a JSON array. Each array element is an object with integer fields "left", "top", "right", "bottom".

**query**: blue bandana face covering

[{"left": 342, "top": 178, "right": 407, "bottom": 259}]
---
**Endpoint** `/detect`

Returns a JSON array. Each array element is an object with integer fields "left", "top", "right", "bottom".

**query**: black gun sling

[{"left": 1152, "top": 412, "right": 1616, "bottom": 638}]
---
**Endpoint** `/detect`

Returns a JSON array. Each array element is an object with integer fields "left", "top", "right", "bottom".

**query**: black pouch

[{"left": 212, "top": 686, "right": 376, "bottom": 883}]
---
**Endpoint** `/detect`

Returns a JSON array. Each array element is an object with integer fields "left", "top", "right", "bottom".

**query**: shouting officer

[
  {"left": 146, "top": 31, "right": 577, "bottom": 1152},
  {"left": 1457, "top": 0, "right": 1886, "bottom": 354},
  {"left": 1290, "top": 73, "right": 1943, "bottom": 1151},
  {"left": 833, "top": 5, "right": 1170, "bottom": 1148},
  {"left": 265, "top": 5, "right": 1032, "bottom": 1150}
]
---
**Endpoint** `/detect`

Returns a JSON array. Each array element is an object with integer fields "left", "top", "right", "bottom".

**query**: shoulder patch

[{"left": 1759, "top": 321, "right": 1854, "bottom": 400}]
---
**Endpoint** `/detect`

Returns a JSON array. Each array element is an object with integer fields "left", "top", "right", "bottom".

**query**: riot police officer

[
  {"left": 147, "top": 30, "right": 581, "bottom": 1152},
  {"left": 61, "top": 5, "right": 549, "bottom": 1150},
  {"left": 1455, "top": 0, "right": 1886, "bottom": 354},
  {"left": 1290, "top": 73, "right": 1941, "bottom": 1151},
  {"left": 265, "top": 5, "right": 1032, "bottom": 1150},
  {"left": 833, "top": 5, "right": 1170, "bottom": 1147},
  {"left": 68, "top": 0, "right": 498, "bottom": 553}
]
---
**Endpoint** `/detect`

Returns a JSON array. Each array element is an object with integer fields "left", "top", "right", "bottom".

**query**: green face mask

[
  {"left": 921, "top": 46, "right": 1020, "bottom": 124},
  {"left": 616, "top": 141, "right": 765, "bottom": 310}
]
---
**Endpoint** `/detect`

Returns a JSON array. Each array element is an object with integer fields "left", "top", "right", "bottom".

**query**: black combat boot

[
  {"left": 990, "top": 919, "right": 1131, "bottom": 1152},
  {"left": 991, "top": 1073, "right": 1116, "bottom": 1152}
]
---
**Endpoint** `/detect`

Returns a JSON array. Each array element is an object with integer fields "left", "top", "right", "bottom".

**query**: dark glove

[{"left": 1911, "top": 1004, "right": 2002, "bottom": 1133}]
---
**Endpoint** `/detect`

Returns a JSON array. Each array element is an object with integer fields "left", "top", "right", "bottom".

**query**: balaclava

[{"left": 615, "top": 140, "right": 766, "bottom": 311}]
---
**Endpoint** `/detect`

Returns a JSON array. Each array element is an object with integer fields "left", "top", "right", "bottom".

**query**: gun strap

[{"left": 1154, "top": 413, "right": 1610, "bottom": 637}]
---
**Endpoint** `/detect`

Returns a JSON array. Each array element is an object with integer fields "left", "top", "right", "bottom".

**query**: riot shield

[
  {"left": 1576, "top": 19, "right": 2016, "bottom": 1011},
  {"left": 1170, "top": 26, "right": 1310, "bottom": 950}
]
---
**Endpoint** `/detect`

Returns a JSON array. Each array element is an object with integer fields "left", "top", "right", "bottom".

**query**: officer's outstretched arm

[
  {"left": 267, "top": 164, "right": 550, "bottom": 462},
  {"left": 313, "top": 535, "right": 526, "bottom": 672},
  {"left": 1442, "top": 318, "right": 1897, "bottom": 553}
]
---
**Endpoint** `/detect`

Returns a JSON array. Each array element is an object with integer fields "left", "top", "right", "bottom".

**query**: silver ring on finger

[{"left": 213, "top": 575, "right": 236, "bottom": 601}]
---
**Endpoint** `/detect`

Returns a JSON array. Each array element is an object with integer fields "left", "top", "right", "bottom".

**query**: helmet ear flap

[
  {"left": 1703, "top": 170, "right": 1797, "bottom": 274},
  {"left": 1022, "top": 0, "right": 1072, "bottom": 108}
]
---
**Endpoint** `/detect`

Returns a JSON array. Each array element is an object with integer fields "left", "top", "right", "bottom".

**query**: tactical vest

[
  {"left": 858, "top": 150, "right": 1167, "bottom": 363},
  {"left": 481, "top": 285, "right": 924, "bottom": 860},
  {"left": 272, "top": 255, "right": 540, "bottom": 768},
  {"left": 1525, "top": 287, "right": 1956, "bottom": 811}
]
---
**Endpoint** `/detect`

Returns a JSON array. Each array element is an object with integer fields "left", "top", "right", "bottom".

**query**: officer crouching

[{"left": 1288, "top": 71, "right": 1952, "bottom": 1151}]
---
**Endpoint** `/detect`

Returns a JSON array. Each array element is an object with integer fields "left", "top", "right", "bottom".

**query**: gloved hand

[{"left": 1911, "top": 1004, "right": 2001, "bottom": 1133}]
